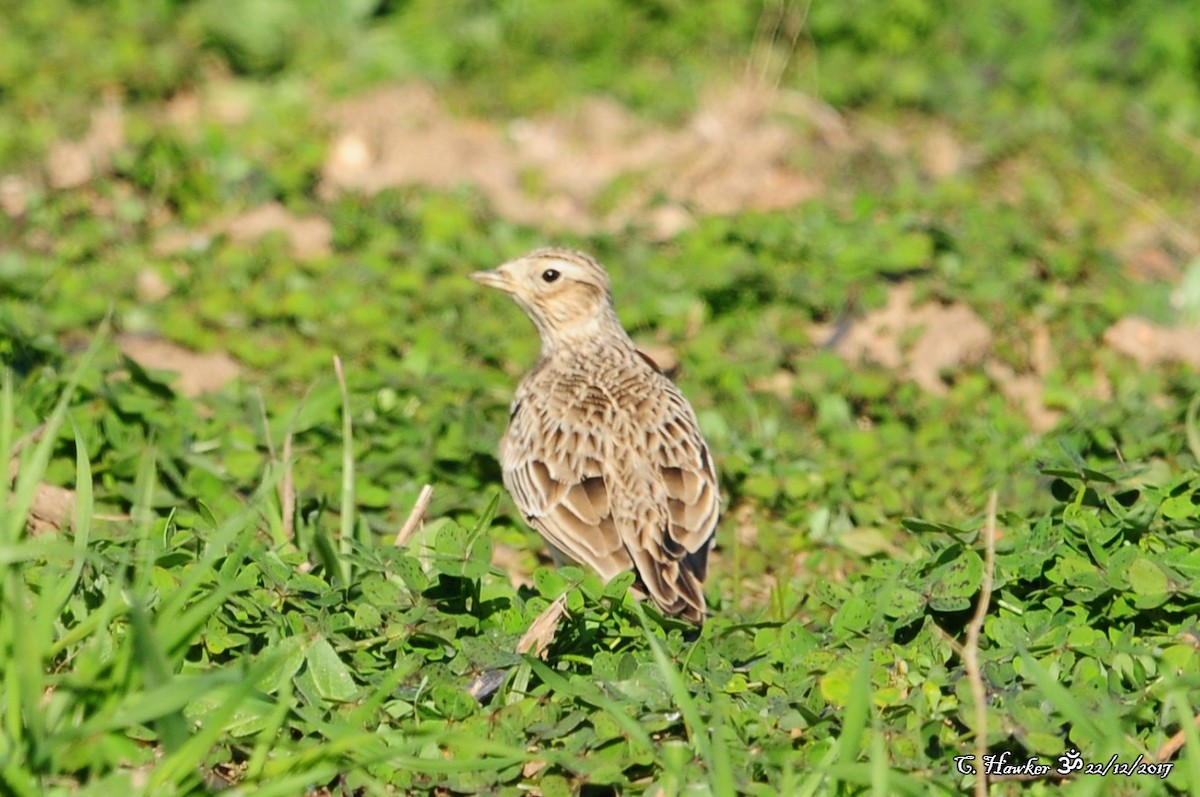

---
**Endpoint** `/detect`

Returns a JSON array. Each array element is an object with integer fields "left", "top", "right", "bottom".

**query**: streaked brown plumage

[{"left": 471, "top": 248, "right": 719, "bottom": 623}]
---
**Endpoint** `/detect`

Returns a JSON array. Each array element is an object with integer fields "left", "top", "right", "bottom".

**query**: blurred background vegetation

[{"left": 4, "top": 0, "right": 1198, "bottom": 538}]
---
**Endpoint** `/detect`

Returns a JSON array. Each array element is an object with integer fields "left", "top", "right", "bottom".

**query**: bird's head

[{"left": 470, "top": 248, "right": 626, "bottom": 353}]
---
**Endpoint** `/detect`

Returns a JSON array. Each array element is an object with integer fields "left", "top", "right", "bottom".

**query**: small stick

[
  {"left": 1155, "top": 711, "right": 1200, "bottom": 763},
  {"left": 515, "top": 594, "right": 567, "bottom": 658},
  {"left": 332, "top": 356, "right": 355, "bottom": 558},
  {"left": 394, "top": 484, "right": 434, "bottom": 547},
  {"left": 964, "top": 490, "right": 999, "bottom": 797},
  {"left": 278, "top": 382, "right": 314, "bottom": 543},
  {"left": 280, "top": 430, "right": 295, "bottom": 542}
]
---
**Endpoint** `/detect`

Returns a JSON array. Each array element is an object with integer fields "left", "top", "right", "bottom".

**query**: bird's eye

[{"left": 541, "top": 269, "right": 561, "bottom": 283}]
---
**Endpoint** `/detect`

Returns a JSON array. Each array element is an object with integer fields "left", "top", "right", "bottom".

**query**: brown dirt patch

[
  {"left": 814, "top": 283, "right": 1065, "bottom": 431},
  {"left": 118, "top": 335, "right": 242, "bottom": 397},
  {"left": 218, "top": 201, "right": 333, "bottom": 258},
  {"left": 320, "top": 82, "right": 823, "bottom": 235},
  {"left": 0, "top": 175, "right": 31, "bottom": 217},
  {"left": 7, "top": 425, "right": 76, "bottom": 535},
  {"left": 817, "top": 283, "right": 992, "bottom": 394},
  {"left": 1103, "top": 317, "right": 1200, "bottom": 370},
  {"left": 26, "top": 483, "right": 76, "bottom": 535},
  {"left": 155, "top": 201, "right": 333, "bottom": 260},
  {"left": 45, "top": 92, "right": 124, "bottom": 190}
]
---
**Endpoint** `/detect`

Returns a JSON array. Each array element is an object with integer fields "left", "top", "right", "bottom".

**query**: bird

[{"left": 470, "top": 248, "right": 720, "bottom": 624}]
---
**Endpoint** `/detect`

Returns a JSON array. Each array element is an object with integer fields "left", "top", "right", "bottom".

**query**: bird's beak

[{"left": 469, "top": 267, "right": 515, "bottom": 293}]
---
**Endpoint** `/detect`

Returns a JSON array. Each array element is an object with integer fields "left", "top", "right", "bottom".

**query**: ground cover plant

[{"left": 2, "top": 0, "right": 1200, "bottom": 794}]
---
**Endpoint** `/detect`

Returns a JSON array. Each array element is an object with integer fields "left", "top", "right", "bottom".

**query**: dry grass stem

[
  {"left": 279, "top": 383, "right": 315, "bottom": 543},
  {"left": 1155, "top": 711, "right": 1200, "bottom": 763},
  {"left": 964, "top": 490, "right": 999, "bottom": 797},
  {"left": 394, "top": 484, "right": 434, "bottom": 548},
  {"left": 332, "top": 355, "right": 347, "bottom": 400},
  {"left": 280, "top": 431, "right": 295, "bottom": 541},
  {"left": 515, "top": 594, "right": 568, "bottom": 659}
]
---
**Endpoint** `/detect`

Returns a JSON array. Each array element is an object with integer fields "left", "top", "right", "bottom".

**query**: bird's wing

[
  {"left": 620, "top": 377, "right": 719, "bottom": 622},
  {"left": 500, "top": 391, "right": 634, "bottom": 580}
]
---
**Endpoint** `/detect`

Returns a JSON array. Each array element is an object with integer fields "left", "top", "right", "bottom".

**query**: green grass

[{"left": 3, "top": 0, "right": 1200, "bottom": 794}]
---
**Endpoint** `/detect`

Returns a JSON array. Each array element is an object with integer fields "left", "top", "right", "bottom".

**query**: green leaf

[
  {"left": 602, "top": 569, "right": 637, "bottom": 600},
  {"left": 1126, "top": 558, "right": 1169, "bottom": 596},
  {"left": 881, "top": 587, "right": 925, "bottom": 621},
  {"left": 533, "top": 567, "right": 568, "bottom": 599},
  {"left": 434, "top": 522, "right": 469, "bottom": 574},
  {"left": 431, "top": 684, "right": 478, "bottom": 721},
  {"left": 1161, "top": 493, "right": 1199, "bottom": 520},
  {"left": 832, "top": 596, "right": 872, "bottom": 635},
  {"left": 304, "top": 636, "right": 359, "bottom": 702},
  {"left": 928, "top": 547, "right": 982, "bottom": 611}
]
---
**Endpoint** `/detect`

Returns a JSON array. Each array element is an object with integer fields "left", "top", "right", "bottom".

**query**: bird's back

[{"left": 501, "top": 343, "right": 719, "bottom": 622}]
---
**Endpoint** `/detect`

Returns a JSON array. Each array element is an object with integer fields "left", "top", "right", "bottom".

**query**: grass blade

[{"left": 333, "top": 355, "right": 352, "bottom": 585}]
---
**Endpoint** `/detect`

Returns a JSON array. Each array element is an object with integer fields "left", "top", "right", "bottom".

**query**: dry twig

[
  {"left": 279, "top": 383, "right": 315, "bottom": 543},
  {"left": 964, "top": 490, "right": 999, "bottom": 797},
  {"left": 394, "top": 484, "right": 434, "bottom": 548},
  {"left": 515, "top": 594, "right": 568, "bottom": 659},
  {"left": 280, "top": 430, "right": 295, "bottom": 542},
  {"left": 1156, "top": 711, "right": 1200, "bottom": 764}
]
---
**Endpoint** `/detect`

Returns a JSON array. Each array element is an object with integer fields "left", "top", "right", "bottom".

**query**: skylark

[{"left": 471, "top": 248, "right": 719, "bottom": 623}]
